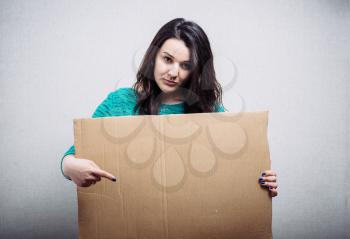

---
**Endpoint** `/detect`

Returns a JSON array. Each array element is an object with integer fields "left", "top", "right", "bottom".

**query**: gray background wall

[{"left": 0, "top": 0, "right": 349, "bottom": 238}]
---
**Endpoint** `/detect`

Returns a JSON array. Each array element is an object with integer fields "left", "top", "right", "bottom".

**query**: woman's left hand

[{"left": 259, "top": 170, "right": 278, "bottom": 197}]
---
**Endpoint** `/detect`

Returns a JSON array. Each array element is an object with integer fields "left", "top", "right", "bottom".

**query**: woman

[{"left": 61, "top": 18, "right": 278, "bottom": 197}]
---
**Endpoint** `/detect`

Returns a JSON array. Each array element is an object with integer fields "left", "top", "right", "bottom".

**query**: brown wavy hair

[{"left": 132, "top": 18, "right": 223, "bottom": 115}]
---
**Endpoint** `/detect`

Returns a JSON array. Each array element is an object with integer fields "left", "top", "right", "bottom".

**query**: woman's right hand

[{"left": 63, "top": 155, "right": 117, "bottom": 187}]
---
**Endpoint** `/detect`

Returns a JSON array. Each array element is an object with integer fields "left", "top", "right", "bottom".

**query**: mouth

[{"left": 163, "top": 78, "right": 177, "bottom": 87}]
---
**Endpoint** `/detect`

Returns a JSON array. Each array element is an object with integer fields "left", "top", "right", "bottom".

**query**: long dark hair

[{"left": 132, "top": 18, "right": 223, "bottom": 115}]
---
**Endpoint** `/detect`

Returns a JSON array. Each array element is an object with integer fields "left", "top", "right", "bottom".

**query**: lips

[{"left": 163, "top": 78, "right": 177, "bottom": 87}]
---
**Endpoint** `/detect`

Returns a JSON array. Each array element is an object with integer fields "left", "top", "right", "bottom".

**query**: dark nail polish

[
  {"left": 259, "top": 181, "right": 265, "bottom": 185},
  {"left": 269, "top": 186, "right": 272, "bottom": 189},
  {"left": 112, "top": 177, "right": 117, "bottom": 182},
  {"left": 259, "top": 177, "right": 264, "bottom": 181},
  {"left": 262, "top": 172, "right": 266, "bottom": 176}
]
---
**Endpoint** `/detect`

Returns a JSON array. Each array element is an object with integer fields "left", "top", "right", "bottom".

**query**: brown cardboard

[{"left": 74, "top": 111, "right": 272, "bottom": 239}]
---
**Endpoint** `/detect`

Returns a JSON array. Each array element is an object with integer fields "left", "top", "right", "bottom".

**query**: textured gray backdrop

[{"left": 0, "top": 0, "right": 349, "bottom": 238}]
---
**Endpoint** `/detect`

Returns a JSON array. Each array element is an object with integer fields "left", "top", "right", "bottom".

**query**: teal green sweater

[{"left": 61, "top": 87, "right": 225, "bottom": 179}]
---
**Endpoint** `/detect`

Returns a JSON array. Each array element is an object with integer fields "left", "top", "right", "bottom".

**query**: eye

[
  {"left": 163, "top": 56, "right": 172, "bottom": 63},
  {"left": 181, "top": 63, "right": 191, "bottom": 71}
]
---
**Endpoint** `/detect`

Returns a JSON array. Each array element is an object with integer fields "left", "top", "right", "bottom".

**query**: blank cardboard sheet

[{"left": 74, "top": 111, "right": 272, "bottom": 239}]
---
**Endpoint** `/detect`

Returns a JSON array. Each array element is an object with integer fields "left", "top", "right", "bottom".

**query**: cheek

[{"left": 179, "top": 71, "right": 190, "bottom": 83}]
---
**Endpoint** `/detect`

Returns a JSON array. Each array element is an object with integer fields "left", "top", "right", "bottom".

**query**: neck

[{"left": 160, "top": 92, "right": 184, "bottom": 104}]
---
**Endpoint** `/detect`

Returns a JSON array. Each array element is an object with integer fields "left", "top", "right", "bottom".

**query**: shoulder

[
  {"left": 108, "top": 87, "right": 137, "bottom": 102},
  {"left": 114, "top": 87, "right": 137, "bottom": 97},
  {"left": 215, "top": 104, "right": 226, "bottom": 112},
  {"left": 106, "top": 87, "right": 138, "bottom": 115}
]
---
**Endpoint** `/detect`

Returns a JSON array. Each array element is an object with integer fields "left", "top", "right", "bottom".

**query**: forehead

[{"left": 159, "top": 38, "right": 190, "bottom": 61}]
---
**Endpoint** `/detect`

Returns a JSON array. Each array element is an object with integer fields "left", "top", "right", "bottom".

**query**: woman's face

[{"left": 154, "top": 38, "right": 192, "bottom": 101}]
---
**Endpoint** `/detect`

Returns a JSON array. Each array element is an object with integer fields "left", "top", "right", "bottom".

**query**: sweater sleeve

[{"left": 60, "top": 91, "right": 116, "bottom": 180}]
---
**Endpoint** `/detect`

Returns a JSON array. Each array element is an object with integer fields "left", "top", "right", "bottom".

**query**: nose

[{"left": 168, "top": 64, "right": 179, "bottom": 78}]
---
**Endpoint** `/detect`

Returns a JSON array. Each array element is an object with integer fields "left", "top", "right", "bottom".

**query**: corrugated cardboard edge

[
  {"left": 73, "top": 119, "right": 80, "bottom": 158},
  {"left": 73, "top": 119, "right": 83, "bottom": 239},
  {"left": 264, "top": 111, "right": 273, "bottom": 239}
]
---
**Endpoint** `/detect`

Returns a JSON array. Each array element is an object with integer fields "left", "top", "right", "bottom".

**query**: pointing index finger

[{"left": 93, "top": 168, "right": 117, "bottom": 182}]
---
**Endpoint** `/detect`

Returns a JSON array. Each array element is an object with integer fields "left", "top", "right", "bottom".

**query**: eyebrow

[{"left": 162, "top": 51, "right": 190, "bottom": 63}]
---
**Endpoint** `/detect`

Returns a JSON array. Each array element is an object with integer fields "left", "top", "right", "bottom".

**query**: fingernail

[
  {"left": 259, "top": 177, "right": 264, "bottom": 181},
  {"left": 269, "top": 186, "right": 273, "bottom": 189},
  {"left": 259, "top": 181, "right": 265, "bottom": 185},
  {"left": 112, "top": 177, "right": 117, "bottom": 182},
  {"left": 262, "top": 172, "right": 266, "bottom": 176}
]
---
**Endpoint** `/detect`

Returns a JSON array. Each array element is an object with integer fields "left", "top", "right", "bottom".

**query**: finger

[
  {"left": 79, "top": 181, "right": 92, "bottom": 187},
  {"left": 88, "top": 161, "right": 109, "bottom": 182},
  {"left": 261, "top": 170, "right": 277, "bottom": 177},
  {"left": 261, "top": 176, "right": 277, "bottom": 182},
  {"left": 93, "top": 168, "right": 117, "bottom": 182},
  {"left": 269, "top": 188, "right": 278, "bottom": 197},
  {"left": 259, "top": 181, "right": 278, "bottom": 189},
  {"left": 81, "top": 177, "right": 99, "bottom": 187},
  {"left": 89, "top": 162, "right": 102, "bottom": 181},
  {"left": 85, "top": 175, "right": 100, "bottom": 182},
  {"left": 89, "top": 173, "right": 102, "bottom": 182},
  {"left": 90, "top": 177, "right": 101, "bottom": 183}
]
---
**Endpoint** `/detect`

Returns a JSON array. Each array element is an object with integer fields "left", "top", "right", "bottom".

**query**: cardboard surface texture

[{"left": 74, "top": 111, "right": 272, "bottom": 239}]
